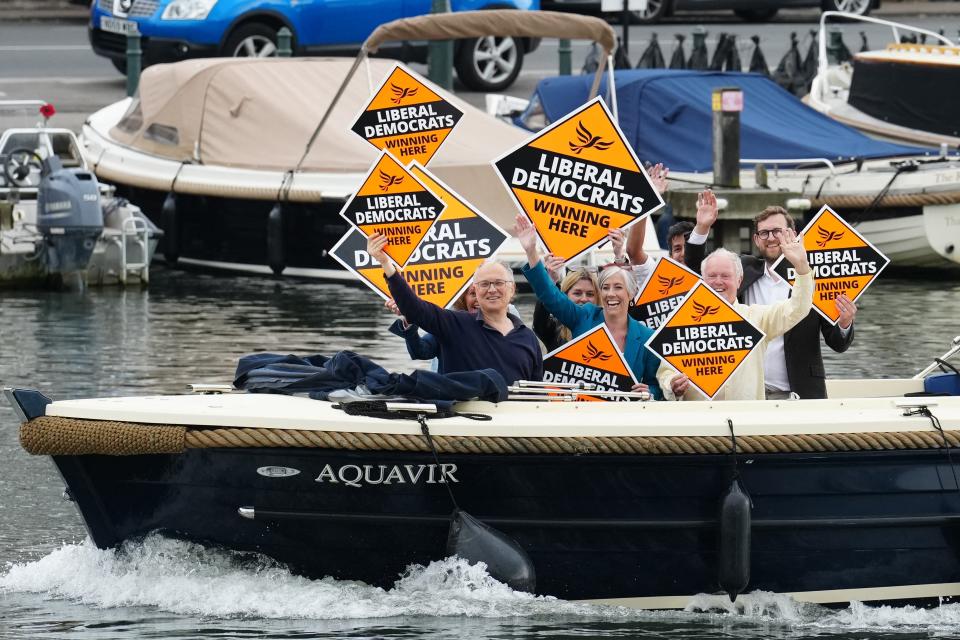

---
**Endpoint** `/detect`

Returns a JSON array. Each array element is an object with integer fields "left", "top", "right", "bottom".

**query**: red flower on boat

[{"left": 40, "top": 103, "right": 56, "bottom": 119}]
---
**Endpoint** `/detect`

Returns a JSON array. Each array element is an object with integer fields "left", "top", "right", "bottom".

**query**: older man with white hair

[
  {"left": 367, "top": 232, "right": 542, "bottom": 385},
  {"left": 657, "top": 229, "right": 814, "bottom": 401}
]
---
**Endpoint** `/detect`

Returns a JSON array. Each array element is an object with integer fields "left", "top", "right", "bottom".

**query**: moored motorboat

[
  {"left": 78, "top": 11, "right": 621, "bottom": 280},
  {"left": 1, "top": 100, "right": 161, "bottom": 287},
  {"left": 502, "top": 69, "right": 960, "bottom": 274},
  {"left": 806, "top": 12, "right": 960, "bottom": 150},
  {"left": 7, "top": 338, "right": 960, "bottom": 609}
]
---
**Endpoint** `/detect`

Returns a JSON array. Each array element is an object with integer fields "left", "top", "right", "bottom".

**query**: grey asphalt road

[{"left": 1, "top": 11, "right": 957, "bottom": 132}]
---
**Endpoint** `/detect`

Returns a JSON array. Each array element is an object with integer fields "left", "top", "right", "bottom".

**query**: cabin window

[
  {"left": 144, "top": 124, "right": 179, "bottom": 146},
  {"left": 116, "top": 99, "right": 143, "bottom": 133}
]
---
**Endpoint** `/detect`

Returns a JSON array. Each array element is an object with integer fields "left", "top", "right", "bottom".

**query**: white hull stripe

[{"left": 580, "top": 581, "right": 960, "bottom": 610}]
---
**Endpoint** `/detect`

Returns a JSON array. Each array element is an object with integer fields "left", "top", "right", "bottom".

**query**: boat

[
  {"left": 7, "top": 337, "right": 960, "bottom": 609},
  {"left": 78, "top": 11, "right": 624, "bottom": 280},
  {"left": 501, "top": 69, "right": 960, "bottom": 274},
  {"left": 1, "top": 100, "right": 161, "bottom": 287},
  {"left": 806, "top": 12, "right": 960, "bottom": 150}
]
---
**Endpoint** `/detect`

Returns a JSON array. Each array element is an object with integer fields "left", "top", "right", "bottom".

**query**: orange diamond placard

[
  {"left": 330, "top": 163, "right": 509, "bottom": 309},
  {"left": 542, "top": 324, "right": 638, "bottom": 401},
  {"left": 772, "top": 205, "right": 890, "bottom": 325},
  {"left": 493, "top": 96, "right": 665, "bottom": 262},
  {"left": 631, "top": 256, "right": 701, "bottom": 330},
  {"left": 339, "top": 152, "right": 445, "bottom": 267},
  {"left": 645, "top": 282, "right": 765, "bottom": 399},
  {"left": 351, "top": 64, "right": 463, "bottom": 166}
]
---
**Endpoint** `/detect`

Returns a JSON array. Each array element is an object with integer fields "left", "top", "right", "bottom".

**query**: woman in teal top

[{"left": 515, "top": 215, "right": 663, "bottom": 400}]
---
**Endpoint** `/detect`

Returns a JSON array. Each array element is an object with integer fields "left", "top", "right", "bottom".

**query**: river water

[{"left": 2, "top": 267, "right": 960, "bottom": 639}]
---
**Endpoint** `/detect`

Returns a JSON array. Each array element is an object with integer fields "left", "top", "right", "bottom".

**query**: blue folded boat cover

[
  {"left": 524, "top": 70, "right": 931, "bottom": 173},
  {"left": 234, "top": 351, "right": 507, "bottom": 405}
]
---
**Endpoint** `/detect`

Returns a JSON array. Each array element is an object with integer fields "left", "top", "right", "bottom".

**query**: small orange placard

[
  {"left": 645, "top": 282, "right": 765, "bottom": 399},
  {"left": 631, "top": 256, "right": 700, "bottom": 330},
  {"left": 493, "top": 97, "right": 664, "bottom": 262},
  {"left": 351, "top": 64, "right": 463, "bottom": 167},
  {"left": 542, "top": 324, "right": 638, "bottom": 401},
  {"left": 339, "top": 152, "right": 445, "bottom": 267},
  {"left": 772, "top": 205, "right": 890, "bottom": 325}
]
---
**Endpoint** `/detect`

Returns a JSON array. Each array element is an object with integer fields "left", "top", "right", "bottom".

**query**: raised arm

[
  {"left": 755, "top": 229, "right": 814, "bottom": 338},
  {"left": 369, "top": 232, "right": 454, "bottom": 338}
]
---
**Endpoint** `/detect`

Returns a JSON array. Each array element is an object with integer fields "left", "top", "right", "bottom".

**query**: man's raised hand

[
  {"left": 779, "top": 228, "right": 810, "bottom": 275},
  {"left": 694, "top": 189, "right": 718, "bottom": 236},
  {"left": 366, "top": 232, "right": 396, "bottom": 277}
]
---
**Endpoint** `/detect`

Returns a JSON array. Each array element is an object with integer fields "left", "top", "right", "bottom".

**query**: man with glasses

[
  {"left": 367, "top": 232, "right": 542, "bottom": 386},
  {"left": 684, "top": 193, "right": 856, "bottom": 399}
]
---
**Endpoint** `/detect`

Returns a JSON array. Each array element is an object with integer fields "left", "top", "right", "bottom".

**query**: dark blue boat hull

[{"left": 51, "top": 445, "right": 960, "bottom": 603}]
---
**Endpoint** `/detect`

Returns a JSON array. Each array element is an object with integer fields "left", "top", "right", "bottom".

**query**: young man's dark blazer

[{"left": 685, "top": 241, "right": 854, "bottom": 399}]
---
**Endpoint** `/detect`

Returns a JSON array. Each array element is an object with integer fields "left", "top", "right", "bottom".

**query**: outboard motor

[{"left": 36, "top": 156, "right": 104, "bottom": 274}]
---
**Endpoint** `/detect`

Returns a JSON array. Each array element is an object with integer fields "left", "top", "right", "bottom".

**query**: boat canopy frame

[{"left": 297, "top": 10, "right": 618, "bottom": 171}]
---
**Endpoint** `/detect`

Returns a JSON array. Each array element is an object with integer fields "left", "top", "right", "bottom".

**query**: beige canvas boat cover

[
  {"left": 108, "top": 57, "right": 532, "bottom": 221},
  {"left": 365, "top": 9, "right": 616, "bottom": 56}
]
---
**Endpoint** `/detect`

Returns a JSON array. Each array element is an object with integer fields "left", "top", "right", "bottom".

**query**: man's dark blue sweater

[{"left": 386, "top": 272, "right": 543, "bottom": 385}]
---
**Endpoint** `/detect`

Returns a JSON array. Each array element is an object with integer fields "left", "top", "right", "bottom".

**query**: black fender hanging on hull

[
  {"left": 161, "top": 192, "right": 179, "bottom": 265},
  {"left": 447, "top": 509, "right": 536, "bottom": 594},
  {"left": 718, "top": 477, "right": 752, "bottom": 601},
  {"left": 267, "top": 203, "right": 285, "bottom": 276}
]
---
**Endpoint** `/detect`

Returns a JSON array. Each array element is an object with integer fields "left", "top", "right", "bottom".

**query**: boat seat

[{"left": 826, "top": 377, "right": 924, "bottom": 399}]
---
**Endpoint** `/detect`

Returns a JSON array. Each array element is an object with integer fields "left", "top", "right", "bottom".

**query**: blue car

[{"left": 89, "top": 0, "right": 539, "bottom": 90}]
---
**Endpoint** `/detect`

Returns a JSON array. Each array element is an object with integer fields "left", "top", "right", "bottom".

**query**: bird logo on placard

[
  {"left": 816, "top": 226, "right": 845, "bottom": 247},
  {"left": 378, "top": 170, "right": 403, "bottom": 191},
  {"left": 657, "top": 275, "right": 685, "bottom": 295},
  {"left": 581, "top": 341, "right": 612, "bottom": 364},
  {"left": 390, "top": 83, "right": 418, "bottom": 104},
  {"left": 569, "top": 121, "right": 614, "bottom": 155},
  {"left": 691, "top": 301, "right": 719, "bottom": 323}
]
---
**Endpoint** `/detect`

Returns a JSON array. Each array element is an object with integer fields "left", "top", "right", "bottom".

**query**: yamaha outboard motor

[{"left": 36, "top": 156, "right": 104, "bottom": 275}]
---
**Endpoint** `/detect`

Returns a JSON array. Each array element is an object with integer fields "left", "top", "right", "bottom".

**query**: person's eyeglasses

[
  {"left": 475, "top": 279, "right": 512, "bottom": 291},
  {"left": 756, "top": 228, "right": 788, "bottom": 240}
]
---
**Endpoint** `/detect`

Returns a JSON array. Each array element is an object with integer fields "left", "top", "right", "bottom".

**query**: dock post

[
  {"left": 427, "top": 0, "right": 453, "bottom": 90},
  {"left": 277, "top": 27, "right": 293, "bottom": 57},
  {"left": 125, "top": 32, "right": 142, "bottom": 97},
  {"left": 712, "top": 87, "right": 742, "bottom": 188},
  {"left": 558, "top": 38, "right": 572, "bottom": 75}
]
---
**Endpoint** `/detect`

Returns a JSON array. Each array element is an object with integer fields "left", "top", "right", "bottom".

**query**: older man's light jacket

[{"left": 657, "top": 272, "right": 814, "bottom": 401}]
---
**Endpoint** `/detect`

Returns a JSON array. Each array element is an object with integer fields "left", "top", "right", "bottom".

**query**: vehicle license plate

[{"left": 100, "top": 17, "right": 139, "bottom": 35}]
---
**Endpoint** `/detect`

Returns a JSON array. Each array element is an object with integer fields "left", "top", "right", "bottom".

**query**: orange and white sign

[
  {"left": 339, "top": 152, "right": 445, "bottom": 267},
  {"left": 351, "top": 64, "right": 463, "bottom": 166},
  {"left": 330, "top": 164, "right": 509, "bottom": 308},
  {"left": 542, "top": 324, "right": 638, "bottom": 401},
  {"left": 493, "top": 96, "right": 664, "bottom": 262},
  {"left": 645, "top": 282, "right": 765, "bottom": 399},
  {"left": 630, "top": 257, "right": 700, "bottom": 329},
  {"left": 772, "top": 205, "right": 889, "bottom": 325}
]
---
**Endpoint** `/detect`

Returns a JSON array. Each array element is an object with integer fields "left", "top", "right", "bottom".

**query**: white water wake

[{"left": 4, "top": 534, "right": 960, "bottom": 633}]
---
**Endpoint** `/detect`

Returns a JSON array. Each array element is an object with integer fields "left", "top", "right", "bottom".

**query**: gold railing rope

[
  {"left": 19, "top": 416, "right": 960, "bottom": 457},
  {"left": 811, "top": 190, "right": 960, "bottom": 210}
]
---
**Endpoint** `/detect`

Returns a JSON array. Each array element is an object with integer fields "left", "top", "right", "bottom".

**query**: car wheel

[
  {"left": 223, "top": 23, "right": 281, "bottom": 58},
  {"left": 454, "top": 36, "right": 524, "bottom": 92},
  {"left": 733, "top": 8, "right": 779, "bottom": 21},
  {"left": 629, "top": 0, "right": 670, "bottom": 25},
  {"left": 822, "top": 0, "right": 872, "bottom": 16}
]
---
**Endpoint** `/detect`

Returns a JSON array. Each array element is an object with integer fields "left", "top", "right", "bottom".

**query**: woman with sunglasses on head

[{"left": 515, "top": 215, "right": 663, "bottom": 400}]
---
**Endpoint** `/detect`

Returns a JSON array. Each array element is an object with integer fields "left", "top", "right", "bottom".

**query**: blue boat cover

[{"left": 525, "top": 70, "right": 930, "bottom": 173}]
